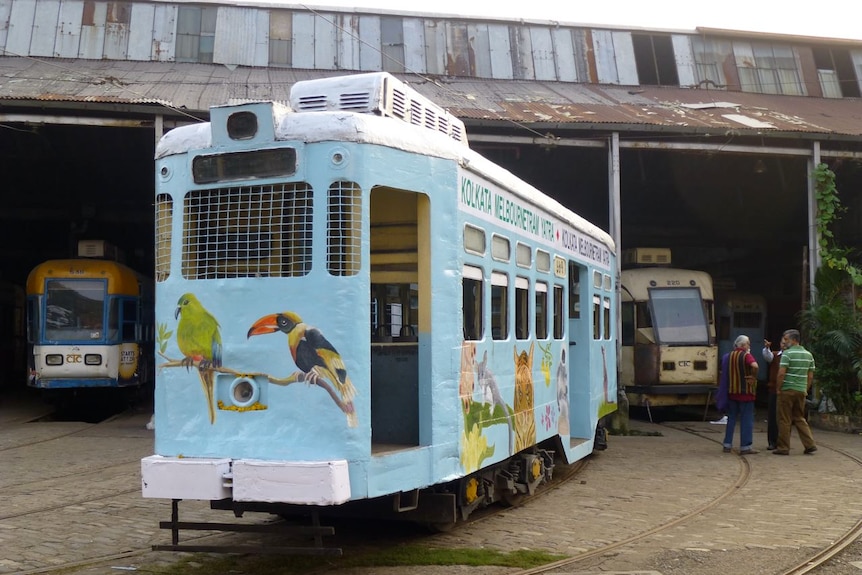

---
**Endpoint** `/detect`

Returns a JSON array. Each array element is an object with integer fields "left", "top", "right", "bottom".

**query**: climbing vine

[{"left": 814, "top": 163, "right": 862, "bottom": 288}]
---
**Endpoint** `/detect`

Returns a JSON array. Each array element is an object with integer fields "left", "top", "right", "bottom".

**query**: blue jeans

[{"left": 723, "top": 399, "right": 755, "bottom": 451}]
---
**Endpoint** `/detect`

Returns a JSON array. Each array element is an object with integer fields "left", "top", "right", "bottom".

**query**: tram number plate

[{"left": 554, "top": 257, "right": 567, "bottom": 278}]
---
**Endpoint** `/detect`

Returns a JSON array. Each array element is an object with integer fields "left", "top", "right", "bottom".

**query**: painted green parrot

[
  {"left": 247, "top": 311, "right": 357, "bottom": 427},
  {"left": 175, "top": 293, "right": 222, "bottom": 424}
]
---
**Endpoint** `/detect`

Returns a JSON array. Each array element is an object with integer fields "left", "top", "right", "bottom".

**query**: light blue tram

[
  {"left": 716, "top": 291, "right": 769, "bottom": 384},
  {"left": 142, "top": 72, "right": 617, "bottom": 539}
]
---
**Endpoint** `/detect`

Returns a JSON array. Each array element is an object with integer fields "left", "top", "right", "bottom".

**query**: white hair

[{"left": 734, "top": 335, "right": 750, "bottom": 347}]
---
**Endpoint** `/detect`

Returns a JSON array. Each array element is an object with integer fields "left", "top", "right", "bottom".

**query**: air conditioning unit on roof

[
  {"left": 289, "top": 72, "right": 468, "bottom": 146},
  {"left": 77, "top": 240, "right": 119, "bottom": 261},
  {"left": 622, "top": 247, "right": 672, "bottom": 267}
]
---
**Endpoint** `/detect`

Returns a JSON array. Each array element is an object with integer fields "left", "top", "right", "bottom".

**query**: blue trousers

[{"left": 723, "top": 399, "right": 755, "bottom": 451}]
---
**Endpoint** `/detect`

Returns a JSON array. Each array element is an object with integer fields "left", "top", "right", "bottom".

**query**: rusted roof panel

[{"left": 1, "top": 57, "right": 861, "bottom": 137}]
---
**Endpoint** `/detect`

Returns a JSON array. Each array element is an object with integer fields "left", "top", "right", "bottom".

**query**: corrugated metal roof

[{"left": 1, "top": 57, "right": 861, "bottom": 138}]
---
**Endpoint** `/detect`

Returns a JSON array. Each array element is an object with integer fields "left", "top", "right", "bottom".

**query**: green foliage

[
  {"left": 814, "top": 163, "right": 862, "bottom": 288},
  {"left": 802, "top": 165, "right": 862, "bottom": 415}
]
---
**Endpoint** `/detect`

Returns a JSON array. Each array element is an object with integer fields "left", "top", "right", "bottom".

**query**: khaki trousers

[{"left": 776, "top": 390, "right": 816, "bottom": 452}]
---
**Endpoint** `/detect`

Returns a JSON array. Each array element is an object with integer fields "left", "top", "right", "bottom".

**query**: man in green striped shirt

[{"left": 774, "top": 329, "right": 816, "bottom": 455}]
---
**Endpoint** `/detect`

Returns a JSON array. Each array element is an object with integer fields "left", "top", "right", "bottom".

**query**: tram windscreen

[
  {"left": 647, "top": 287, "right": 709, "bottom": 345},
  {"left": 44, "top": 280, "right": 106, "bottom": 341}
]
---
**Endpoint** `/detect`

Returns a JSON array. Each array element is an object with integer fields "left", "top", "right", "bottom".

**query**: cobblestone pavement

[{"left": 2, "top": 389, "right": 861, "bottom": 575}]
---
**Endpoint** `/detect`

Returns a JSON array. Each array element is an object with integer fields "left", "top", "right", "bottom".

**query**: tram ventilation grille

[{"left": 289, "top": 72, "right": 467, "bottom": 146}]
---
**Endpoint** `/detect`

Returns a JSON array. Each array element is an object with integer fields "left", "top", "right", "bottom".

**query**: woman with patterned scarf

[{"left": 720, "top": 335, "right": 759, "bottom": 454}]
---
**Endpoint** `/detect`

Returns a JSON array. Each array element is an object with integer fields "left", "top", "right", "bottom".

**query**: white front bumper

[{"left": 141, "top": 455, "right": 351, "bottom": 505}]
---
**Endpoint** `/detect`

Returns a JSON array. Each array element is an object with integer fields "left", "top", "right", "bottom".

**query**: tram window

[
  {"left": 120, "top": 299, "right": 138, "bottom": 342},
  {"left": 44, "top": 280, "right": 106, "bottom": 341},
  {"left": 464, "top": 225, "right": 485, "bottom": 255},
  {"left": 636, "top": 302, "right": 652, "bottom": 327},
  {"left": 26, "top": 298, "right": 39, "bottom": 342},
  {"left": 516, "top": 243, "right": 531, "bottom": 268},
  {"left": 107, "top": 299, "right": 120, "bottom": 343},
  {"left": 621, "top": 302, "right": 634, "bottom": 345},
  {"left": 536, "top": 282, "right": 548, "bottom": 339},
  {"left": 593, "top": 271, "right": 602, "bottom": 289},
  {"left": 182, "top": 184, "right": 313, "bottom": 279},
  {"left": 649, "top": 287, "right": 709, "bottom": 344},
  {"left": 536, "top": 250, "right": 550, "bottom": 273},
  {"left": 462, "top": 266, "right": 483, "bottom": 341},
  {"left": 327, "top": 181, "right": 361, "bottom": 276},
  {"left": 553, "top": 284, "right": 564, "bottom": 339},
  {"left": 515, "top": 277, "right": 529, "bottom": 340},
  {"left": 593, "top": 295, "right": 601, "bottom": 339},
  {"left": 568, "top": 264, "right": 580, "bottom": 319},
  {"left": 491, "top": 235, "right": 510, "bottom": 262},
  {"left": 603, "top": 296, "right": 611, "bottom": 340},
  {"left": 491, "top": 272, "right": 509, "bottom": 340},
  {"left": 155, "top": 194, "right": 173, "bottom": 282},
  {"left": 734, "top": 311, "right": 762, "bottom": 328},
  {"left": 604, "top": 274, "right": 612, "bottom": 291}
]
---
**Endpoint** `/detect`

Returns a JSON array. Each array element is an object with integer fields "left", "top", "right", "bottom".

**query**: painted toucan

[
  {"left": 247, "top": 311, "right": 357, "bottom": 427},
  {"left": 175, "top": 293, "right": 222, "bottom": 424}
]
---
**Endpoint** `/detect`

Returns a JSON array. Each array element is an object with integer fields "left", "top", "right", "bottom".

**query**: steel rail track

[{"left": 778, "top": 442, "right": 862, "bottom": 575}]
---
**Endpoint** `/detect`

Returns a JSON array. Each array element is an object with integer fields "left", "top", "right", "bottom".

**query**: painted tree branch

[{"left": 157, "top": 352, "right": 355, "bottom": 418}]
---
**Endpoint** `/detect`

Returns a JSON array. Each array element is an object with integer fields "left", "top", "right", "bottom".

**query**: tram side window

[
  {"left": 491, "top": 272, "right": 509, "bottom": 340},
  {"left": 155, "top": 194, "right": 173, "bottom": 282},
  {"left": 121, "top": 299, "right": 138, "bottom": 342},
  {"left": 637, "top": 302, "right": 652, "bottom": 328},
  {"left": 553, "top": 284, "right": 564, "bottom": 339},
  {"left": 569, "top": 274, "right": 580, "bottom": 319},
  {"left": 26, "top": 298, "right": 39, "bottom": 342},
  {"left": 603, "top": 296, "right": 611, "bottom": 340},
  {"left": 462, "top": 266, "right": 483, "bottom": 341},
  {"left": 593, "top": 295, "right": 601, "bottom": 339},
  {"left": 515, "top": 277, "right": 529, "bottom": 340},
  {"left": 734, "top": 311, "right": 762, "bottom": 328},
  {"left": 327, "top": 181, "right": 361, "bottom": 276},
  {"left": 536, "top": 282, "right": 548, "bottom": 339},
  {"left": 107, "top": 299, "right": 120, "bottom": 343},
  {"left": 621, "top": 302, "right": 634, "bottom": 345}
]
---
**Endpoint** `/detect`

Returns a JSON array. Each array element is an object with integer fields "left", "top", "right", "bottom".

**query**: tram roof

[
  {"left": 26, "top": 259, "right": 143, "bottom": 296},
  {"left": 620, "top": 267, "right": 714, "bottom": 301},
  {"left": 157, "top": 106, "right": 615, "bottom": 252}
]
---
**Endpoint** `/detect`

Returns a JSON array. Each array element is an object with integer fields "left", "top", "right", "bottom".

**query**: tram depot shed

[{"left": 2, "top": 0, "right": 862, "bottom": 385}]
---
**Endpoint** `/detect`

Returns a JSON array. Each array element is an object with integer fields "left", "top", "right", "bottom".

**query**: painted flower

[
  {"left": 541, "top": 404, "right": 555, "bottom": 431},
  {"left": 460, "top": 423, "right": 495, "bottom": 473}
]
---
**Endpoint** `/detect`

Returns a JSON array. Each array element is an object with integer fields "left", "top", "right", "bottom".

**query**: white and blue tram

[
  {"left": 141, "top": 72, "right": 617, "bottom": 533},
  {"left": 26, "top": 244, "right": 153, "bottom": 398}
]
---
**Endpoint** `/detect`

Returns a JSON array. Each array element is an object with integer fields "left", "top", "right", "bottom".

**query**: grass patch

[{"left": 145, "top": 546, "right": 568, "bottom": 574}]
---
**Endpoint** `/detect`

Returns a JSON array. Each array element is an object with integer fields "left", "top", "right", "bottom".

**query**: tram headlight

[
  {"left": 45, "top": 354, "right": 63, "bottom": 366},
  {"left": 84, "top": 354, "right": 102, "bottom": 366}
]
